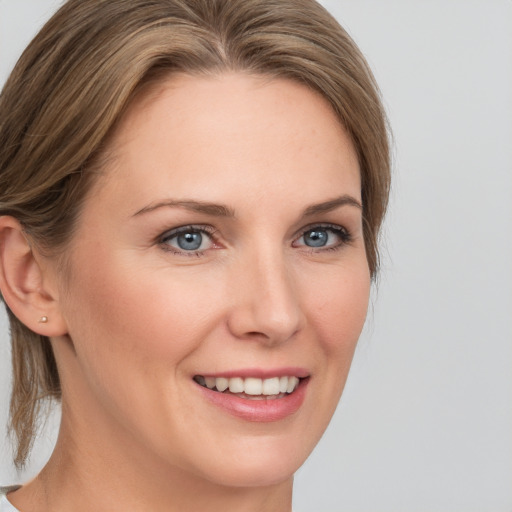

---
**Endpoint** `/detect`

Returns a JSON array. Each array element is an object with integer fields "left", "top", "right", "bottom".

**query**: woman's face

[{"left": 53, "top": 73, "right": 370, "bottom": 487}]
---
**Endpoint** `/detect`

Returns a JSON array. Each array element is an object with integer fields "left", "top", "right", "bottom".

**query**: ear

[{"left": 0, "top": 216, "right": 68, "bottom": 337}]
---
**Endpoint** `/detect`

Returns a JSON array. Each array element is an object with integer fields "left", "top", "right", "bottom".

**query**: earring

[{"left": 38, "top": 316, "right": 48, "bottom": 323}]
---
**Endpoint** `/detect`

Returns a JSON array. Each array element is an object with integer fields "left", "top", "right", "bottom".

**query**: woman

[{"left": 0, "top": 0, "right": 390, "bottom": 510}]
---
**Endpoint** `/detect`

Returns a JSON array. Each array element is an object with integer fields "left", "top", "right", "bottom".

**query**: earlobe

[{"left": 0, "top": 216, "right": 68, "bottom": 337}]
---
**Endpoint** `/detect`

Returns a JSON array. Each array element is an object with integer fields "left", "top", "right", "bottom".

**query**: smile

[{"left": 194, "top": 375, "right": 301, "bottom": 399}]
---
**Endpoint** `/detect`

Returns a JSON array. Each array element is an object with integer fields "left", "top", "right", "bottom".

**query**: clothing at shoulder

[{"left": 0, "top": 487, "right": 21, "bottom": 512}]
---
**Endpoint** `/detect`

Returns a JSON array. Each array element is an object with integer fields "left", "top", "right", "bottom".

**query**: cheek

[
  {"left": 287, "top": 261, "right": 370, "bottom": 457},
  {"left": 306, "top": 263, "right": 371, "bottom": 357},
  {"left": 301, "top": 259, "right": 370, "bottom": 424},
  {"left": 60, "top": 250, "right": 221, "bottom": 384}
]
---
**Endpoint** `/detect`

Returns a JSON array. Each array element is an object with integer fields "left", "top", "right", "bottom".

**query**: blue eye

[
  {"left": 176, "top": 232, "right": 203, "bottom": 251},
  {"left": 295, "top": 225, "right": 350, "bottom": 250},
  {"left": 160, "top": 226, "right": 214, "bottom": 254},
  {"left": 303, "top": 229, "right": 329, "bottom": 247}
]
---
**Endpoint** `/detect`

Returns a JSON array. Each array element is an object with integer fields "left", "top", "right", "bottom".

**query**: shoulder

[
  {"left": 0, "top": 487, "right": 20, "bottom": 496},
  {"left": 0, "top": 487, "right": 21, "bottom": 512}
]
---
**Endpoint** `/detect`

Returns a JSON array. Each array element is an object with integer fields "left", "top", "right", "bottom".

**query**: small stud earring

[{"left": 38, "top": 316, "right": 48, "bottom": 323}]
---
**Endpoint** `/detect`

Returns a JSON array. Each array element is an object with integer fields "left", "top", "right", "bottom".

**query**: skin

[{"left": 6, "top": 73, "right": 370, "bottom": 512}]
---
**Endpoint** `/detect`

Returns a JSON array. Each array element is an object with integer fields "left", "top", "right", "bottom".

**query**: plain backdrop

[{"left": 1, "top": 1, "right": 511, "bottom": 511}]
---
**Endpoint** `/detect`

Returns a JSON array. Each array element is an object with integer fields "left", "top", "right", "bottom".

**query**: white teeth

[
  {"left": 279, "top": 376, "right": 289, "bottom": 393},
  {"left": 204, "top": 377, "right": 216, "bottom": 389},
  {"left": 215, "top": 377, "right": 229, "bottom": 392},
  {"left": 286, "top": 376, "right": 299, "bottom": 393},
  {"left": 262, "top": 377, "right": 280, "bottom": 395},
  {"left": 244, "top": 378, "right": 263, "bottom": 395},
  {"left": 198, "top": 375, "right": 302, "bottom": 395},
  {"left": 228, "top": 377, "right": 244, "bottom": 393}
]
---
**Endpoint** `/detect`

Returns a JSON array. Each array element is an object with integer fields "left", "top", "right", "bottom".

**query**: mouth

[{"left": 193, "top": 375, "right": 304, "bottom": 400}]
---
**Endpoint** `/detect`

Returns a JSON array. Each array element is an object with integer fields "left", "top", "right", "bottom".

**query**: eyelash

[
  {"left": 159, "top": 225, "right": 218, "bottom": 257},
  {"left": 294, "top": 223, "right": 353, "bottom": 252},
  {"left": 158, "top": 223, "right": 353, "bottom": 257}
]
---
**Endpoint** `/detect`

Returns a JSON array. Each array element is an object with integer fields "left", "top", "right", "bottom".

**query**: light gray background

[{"left": 1, "top": 1, "right": 511, "bottom": 511}]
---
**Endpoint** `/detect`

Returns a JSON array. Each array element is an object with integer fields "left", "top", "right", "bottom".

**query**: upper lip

[{"left": 195, "top": 368, "right": 310, "bottom": 379}]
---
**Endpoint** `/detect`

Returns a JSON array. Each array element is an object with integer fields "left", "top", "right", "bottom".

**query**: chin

[
  {"left": 179, "top": 429, "right": 318, "bottom": 489},
  {"left": 199, "top": 453, "right": 302, "bottom": 489}
]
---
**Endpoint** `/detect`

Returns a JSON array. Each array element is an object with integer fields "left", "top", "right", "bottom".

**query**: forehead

[{"left": 92, "top": 72, "right": 361, "bottom": 212}]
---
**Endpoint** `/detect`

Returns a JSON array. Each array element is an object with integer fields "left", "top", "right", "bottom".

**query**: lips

[{"left": 193, "top": 370, "right": 310, "bottom": 422}]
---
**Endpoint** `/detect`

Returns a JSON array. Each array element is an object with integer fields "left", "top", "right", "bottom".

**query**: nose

[{"left": 226, "top": 251, "right": 305, "bottom": 346}]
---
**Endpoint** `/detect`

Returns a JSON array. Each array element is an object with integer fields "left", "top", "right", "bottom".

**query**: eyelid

[
  {"left": 294, "top": 222, "right": 349, "bottom": 238},
  {"left": 292, "top": 222, "right": 352, "bottom": 249},
  {"left": 157, "top": 222, "right": 352, "bottom": 256},
  {"left": 159, "top": 224, "right": 217, "bottom": 240},
  {"left": 158, "top": 224, "right": 219, "bottom": 255}
]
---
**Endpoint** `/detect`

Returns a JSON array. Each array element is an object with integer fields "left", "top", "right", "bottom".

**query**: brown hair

[{"left": 0, "top": 0, "right": 390, "bottom": 468}]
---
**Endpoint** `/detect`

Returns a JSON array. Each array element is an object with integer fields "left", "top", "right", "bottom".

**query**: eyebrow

[
  {"left": 302, "top": 194, "right": 362, "bottom": 216},
  {"left": 133, "top": 200, "right": 235, "bottom": 218},
  {"left": 133, "top": 194, "right": 362, "bottom": 218}
]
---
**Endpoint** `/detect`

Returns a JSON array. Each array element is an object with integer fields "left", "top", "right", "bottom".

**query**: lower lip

[{"left": 196, "top": 379, "right": 309, "bottom": 422}]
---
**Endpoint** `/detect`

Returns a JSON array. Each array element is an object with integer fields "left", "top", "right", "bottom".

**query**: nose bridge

[{"left": 228, "top": 243, "right": 303, "bottom": 344}]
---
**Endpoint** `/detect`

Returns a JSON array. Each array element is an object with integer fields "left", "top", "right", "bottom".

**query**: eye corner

[
  {"left": 158, "top": 224, "right": 221, "bottom": 256},
  {"left": 293, "top": 223, "right": 353, "bottom": 252}
]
